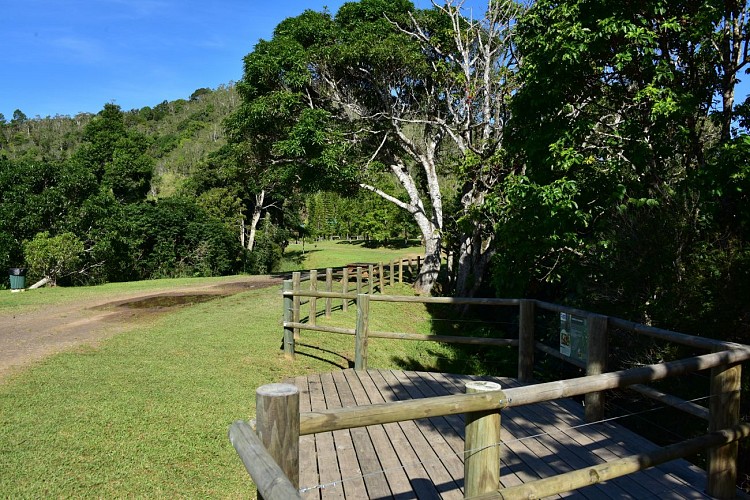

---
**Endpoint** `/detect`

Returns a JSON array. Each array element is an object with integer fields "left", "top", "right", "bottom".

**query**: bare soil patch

[{"left": 0, "top": 275, "right": 283, "bottom": 383}]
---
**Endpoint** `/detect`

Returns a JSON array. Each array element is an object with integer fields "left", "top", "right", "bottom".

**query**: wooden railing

[{"left": 229, "top": 288, "right": 750, "bottom": 499}]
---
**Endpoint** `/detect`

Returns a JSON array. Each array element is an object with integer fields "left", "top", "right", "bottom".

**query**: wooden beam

[
  {"left": 355, "top": 294, "right": 370, "bottom": 370},
  {"left": 518, "top": 300, "right": 535, "bottom": 382},
  {"left": 228, "top": 420, "right": 302, "bottom": 500},
  {"left": 585, "top": 314, "right": 608, "bottom": 422},
  {"left": 282, "top": 280, "right": 294, "bottom": 359},
  {"left": 465, "top": 381, "right": 502, "bottom": 498},
  {"left": 283, "top": 322, "right": 355, "bottom": 336},
  {"left": 379, "top": 261, "right": 384, "bottom": 291},
  {"left": 309, "top": 269, "right": 317, "bottom": 327},
  {"left": 342, "top": 266, "right": 349, "bottom": 312},
  {"left": 291, "top": 272, "right": 301, "bottom": 340},
  {"left": 628, "top": 384, "right": 709, "bottom": 420},
  {"left": 503, "top": 348, "right": 750, "bottom": 408},
  {"left": 369, "top": 330, "right": 518, "bottom": 346},
  {"left": 708, "top": 349, "right": 742, "bottom": 499},
  {"left": 254, "top": 383, "right": 300, "bottom": 495},
  {"left": 324, "top": 268, "right": 332, "bottom": 318},
  {"left": 370, "top": 295, "right": 520, "bottom": 306},
  {"left": 299, "top": 389, "right": 508, "bottom": 435}
]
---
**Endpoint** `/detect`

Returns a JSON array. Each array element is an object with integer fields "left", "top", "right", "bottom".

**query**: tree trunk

[
  {"left": 247, "top": 190, "right": 265, "bottom": 251},
  {"left": 455, "top": 229, "right": 494, "bottom": 298},
  {"left": 415, "top": 231, "right": 442, "bottom": 295}
]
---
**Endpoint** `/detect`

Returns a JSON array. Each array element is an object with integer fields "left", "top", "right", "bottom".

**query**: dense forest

[{"left": 2, "top": 0, "right": 749, "bottom": 344}]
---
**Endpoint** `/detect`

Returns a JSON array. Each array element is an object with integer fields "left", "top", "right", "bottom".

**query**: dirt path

[{"left": 0, "top": 275, "right": 283, "bottom": 383}]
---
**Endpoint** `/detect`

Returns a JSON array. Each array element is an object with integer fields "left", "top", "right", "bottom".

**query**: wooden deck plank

[
  {"left": 542, "top": 394, "right": 707, "bottom": 496},
  {"left": 392, "top": 370, "right": 466, "bottom": 496},
  {"left": 293, "top": 370, "right": 714, "bottom": 499},
  {"left": 308, "top": 373, "right": 345, "bottom": 500},
  {"left": 296, "top": 375, "right": 320, "bottom": 500},
  {"left": 523, "top": 397, "right": 698, "bottom": 498},
  {"left": 368, "top": 370, "right": 447, "bottom": 499},
  {"left": 321, "top": 372, "right": 370, "bottom": 499},
  {"left": 322, "top": 371, "right": 393, "bottom": 499},
  {"left": 342, "top": 369, "right": 420, "bottom": 499},
  {"left": 497, "top": 378, "right": 681, "bottom": 497}
]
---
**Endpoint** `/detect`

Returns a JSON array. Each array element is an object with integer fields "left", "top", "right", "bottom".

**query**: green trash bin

[{"left": 9, "top": 268, "right": 27, "bottom": 290}]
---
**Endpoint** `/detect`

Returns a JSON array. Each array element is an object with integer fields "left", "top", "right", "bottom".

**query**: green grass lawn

[
  {"left": 280, "top": 238, "right": 424, "bottom": 271},
  {"left": 2, "top": 243, "right": 480, "bottom": 497}
]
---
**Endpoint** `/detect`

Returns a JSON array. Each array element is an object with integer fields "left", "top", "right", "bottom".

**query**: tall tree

[
  {"left": 73, "top": 103, "right": 154, "bottom": 203},
  {"left": 233, "top": 0, "right": 523, "bottom": 294},
  {"left": 503, "top": 0, "right": 750, "bottom": 325}
]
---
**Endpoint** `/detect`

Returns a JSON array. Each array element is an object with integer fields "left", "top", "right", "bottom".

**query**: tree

[
  {"left": 503, "top": 0, "right": 750, "bottom": 328},
  {"left": 233, "top": 0, "right": 524, "bottom": 294},
  {"left": 73, "top": 103, "right": 154, "bottom": 202},
  {"left": 23, "top": 231, "right": 84, "bottom": 286}
]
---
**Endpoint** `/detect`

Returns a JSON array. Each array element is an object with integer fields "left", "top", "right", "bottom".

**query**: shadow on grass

[
  {"left": 334, "top": 239, "right": 421, "bottom": 250},
  {"left": 282, "top": 249, "right": 321, "bottom": 267},
  {"left": 389, "top": 301, "right": 520, "bottom": 377},
  {"left": 295, "top": 342, "right": 354, "bottom": 370}
]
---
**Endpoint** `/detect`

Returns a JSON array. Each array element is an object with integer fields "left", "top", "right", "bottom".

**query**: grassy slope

[
  {"left": 280, "top": 239, "right": 424, "bottom": 271},
  {"left": 0, "top": 244, "right": 453, "bottom": 497}
]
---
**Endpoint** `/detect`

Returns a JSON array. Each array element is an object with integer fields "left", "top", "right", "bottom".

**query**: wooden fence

[
  {"left": 282, "top": 256, "right": 422, "bottom": 340},
  {"left": 229, "top": 286, "right": 750, "bottom": 499}
]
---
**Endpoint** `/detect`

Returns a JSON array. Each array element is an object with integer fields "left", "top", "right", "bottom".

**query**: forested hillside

[
  {"left": 1, "top": 0, "right": 749, "bottom": 344},
  {"left": 0, "top": 82, "right": 418, "bottom": 287}
]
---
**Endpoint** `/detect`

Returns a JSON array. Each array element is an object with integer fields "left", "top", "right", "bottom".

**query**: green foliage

[
  {"left": 72, "top": 103, "right": 154, "bottom": 202},
  {"left": 503, "top": 0, "right": 750, "bottom": 345},
  {"left": 246, "top": 215, "right": 287, "bottom": 274},
  {"left": 23, "top": 231, "right": 84, "bottom": 285},
  {"left": 488, "top": 175, "right": 590, "bottom": 296},
  {"left": 125, "top": 198, "right": 243, "bottom": 279}
]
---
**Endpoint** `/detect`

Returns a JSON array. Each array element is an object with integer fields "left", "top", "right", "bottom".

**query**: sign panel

[{"left": 560, "top": 312, "right": 588, "bottom": 363}]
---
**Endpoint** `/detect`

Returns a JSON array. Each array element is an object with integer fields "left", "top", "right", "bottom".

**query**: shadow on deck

[{"left": 291, "top": 369, "right": 708, "bottom": 499}]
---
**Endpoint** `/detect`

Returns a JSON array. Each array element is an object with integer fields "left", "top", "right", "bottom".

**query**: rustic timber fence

[
  {"left": 230, "top": 289, "right": 750, "bottom": 499},
  {"left": 284, "top": 256, "right": 422, "bottom": 334}
]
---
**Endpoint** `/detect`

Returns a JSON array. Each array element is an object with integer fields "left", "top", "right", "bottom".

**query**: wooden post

[
  {"left": 342, "top": 267, "right": 349, "bottom": 313},
  {"left": 417, "top": 255, "right": 421, "bottom": 275},
  {"left": 708, "top": 349, "right": 742, "bottom": 499},
  {"left": 518, "top": 300, "right": 535, "bottom": 382},
  {"left": 309, "top": 269, "right": 317, "bottom": 326},
  {"left": 378, "top": 262, "right": 384, "bottom": 291},
  {"left": 368, "top": 264, "right": 374, "bottom": 294},
  {"left": 464, "top": 381, "right": 502, "bottom": 498},
  {"left": 399, "top": 259, "right": 403, "bottom": 283},
  {"left": 255, "top": 383, "right": 300, "bottom": 496},
  {"left": 282, "top": 280, "right": 295, "bottom": 359},
  {"left": 356, "top": 267, "right": 363, "bottom": 296},
  {"left": 291, "top": 273, "right": 301, "bottom": 340},
  {"left": 585, "top": 314, "right": 608, "bottom": 423},
  {"left": 389, "top": 260, "right": 394, "bottom": 287},
  {"left": 408, "top": 257, "right": 413, "bottom": 281},
  {"left": 325, "top": 268, "right": 333, "bottom": 318},
  {"left": 355, "top": 294, "right": 370, "bottom": 370}
]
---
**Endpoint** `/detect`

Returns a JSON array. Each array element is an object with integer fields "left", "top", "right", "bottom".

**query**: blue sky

[
  {"left": 2, "top": 0, "right": 452, "bottom": 119},
  {"left": 2, "top": 1, "right": 342, "bottom": 118},
  {"left": 5, "top": 2, "right": 747, "bottom": 120}
]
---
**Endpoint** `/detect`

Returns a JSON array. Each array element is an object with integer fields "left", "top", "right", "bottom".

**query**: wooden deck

[{"left": 290, "top": 369, "right": 710, "bottom": 499}]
